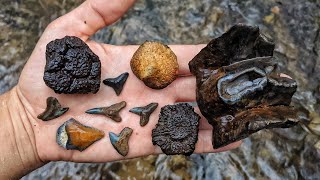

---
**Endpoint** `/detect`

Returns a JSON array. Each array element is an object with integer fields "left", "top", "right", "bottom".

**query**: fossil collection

[{"left": 40, "top": 24, "right": 299, "bottom": 156}]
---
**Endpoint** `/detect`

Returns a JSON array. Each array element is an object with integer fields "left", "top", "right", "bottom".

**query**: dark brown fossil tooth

[
  {"left": 37, "top": 97, "right": 69, "bottom": 121},
  {"left": 85, "top": 101, "right": 126, "bottom": 122},
  {"left": 109, "top": 127, "right": 133, "bottom": 156},
  {"left": 56, "top": 118, "right": 105, "bottom": 151},
  {"left": 129, "top": 103, "right": 158, "bottom": 126},
  {"left": 103, "top": 72, "right": 129, "bottom": 96}
]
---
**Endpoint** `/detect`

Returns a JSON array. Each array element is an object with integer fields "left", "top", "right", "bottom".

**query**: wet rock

[
  {"left": 189, "top": 24, "right": 299, "bottom": 149},
  {"left": 152, "top": 103, "right": 200, "bottom": 155},
  {"left": 86, "top": 101, "right": 126, "bottom": 122},
  {"left": 37, "top": 97, "right": 69, "bottom": 121},
  {"left": 129, "top": 102, "right": 158, "bottom": 126},
  {"left": 56, "top": 118, "right": 105, "bottom": 151},
  {"left": 130, "top": 41, "right": 178, "bottom": 89},
  {"left": 44, "top": 36, "right": 101, "bottom": 94},
  {"left": 109, "top": 127, "right": 133, "bottom": 156},
  {"left": 103, "top": 72, "right": 129, "bottom": 96}
]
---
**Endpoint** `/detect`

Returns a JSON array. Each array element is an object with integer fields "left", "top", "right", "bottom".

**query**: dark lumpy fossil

[
  {"left": 189, "top": 24, "right": 299, "bottom": 149},
  {"left": 152, "top": 103, "right": 200, "bottom": 155},
  {"left": 44, "top": 36, "right": 101, "bottom": 94}
]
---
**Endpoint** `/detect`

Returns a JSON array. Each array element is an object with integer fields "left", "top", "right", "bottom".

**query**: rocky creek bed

[{"left": 1, "top": 0, "right": 320, "bottom": 179}]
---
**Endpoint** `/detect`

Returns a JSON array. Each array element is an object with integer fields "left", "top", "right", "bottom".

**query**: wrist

[{"left": 0, "top": 87, "right": 44, "bottom": 179}]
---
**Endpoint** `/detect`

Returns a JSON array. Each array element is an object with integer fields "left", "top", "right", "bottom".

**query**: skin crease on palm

[{"left": 14, "top": 0, "right": 246, "bottom": 165}]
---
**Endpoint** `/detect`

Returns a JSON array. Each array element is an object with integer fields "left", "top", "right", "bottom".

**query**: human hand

[{"left": 3, "top": 0, "right": 242, "bottom": 176}]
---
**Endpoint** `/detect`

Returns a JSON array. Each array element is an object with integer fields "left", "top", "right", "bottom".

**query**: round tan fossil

[{"left": 130, "top": 41, "right": 178, "bottom": 89}]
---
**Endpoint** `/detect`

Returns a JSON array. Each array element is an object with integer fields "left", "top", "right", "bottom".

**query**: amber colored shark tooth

[
  {"left": 129, "top": 103, "right": 158, "bottom": 126},
  {"left": 103, "top": 72, "right": 129, "bottom": 96},
  {"left": 56, "top": 118, "right": 105, "bottom": 151},
  {"left": 109, "top": 127, "right": 133, "bottom": 156},
  {"left": 86, "top": 101, "right": 126, "bottom": 122},
  {"left": 37, "top": 97, "right": 69, "bottom": 121}
]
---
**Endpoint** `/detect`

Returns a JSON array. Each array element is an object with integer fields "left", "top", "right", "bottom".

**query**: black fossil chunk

[
  {"left": 37, "top": 97, "right": 69, "bottom": 121},
  {"left": 44, "top": 36, "right": 101, "bottom": 94},
  {"left": 103, "top": 72, "right": 129, "bottom": 96},
  {"left": 152, "top": 103, "right": 200, "bottom": 155},
  {"left": 188, "top": 24, "right": 299, "bottom": 149},
  {"left": 129, "top": 103, "right": 158, "bottom": 126},
  {"left": 86, "top": 101, "right": 126, "bottom": 122}
]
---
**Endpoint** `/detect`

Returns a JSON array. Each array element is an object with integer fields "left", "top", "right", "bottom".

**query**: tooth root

[
  {"left": 86, "top": 101, "right": 127, "bottom": 122},
  {"left": 129, "top": 103, "right": 158, "bottom": 126},
  {"left": 109, "top": 127, "right": 133, "bottom": 156},
  {"left": 56, "top": 118, "right": 105, "bottom": 151},
  {"left": 37, "top": 97, "right": 69, "bottom": 121},
  {"left": 213, "top": 106, "right": 299, "bottom": 148},
  {"left": 103, "top": 72, "right": 129, "bottom": 96}
]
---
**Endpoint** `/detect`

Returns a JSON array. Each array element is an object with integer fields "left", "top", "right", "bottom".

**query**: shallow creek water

[{"left": 1, "top": 0, "right": 320, "bottom": 179}]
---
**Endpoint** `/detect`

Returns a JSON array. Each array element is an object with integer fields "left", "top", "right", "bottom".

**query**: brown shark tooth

[
  {"left": 103, "top": 72, "right": 129, "bottom": 96},
  {"left": 56, "top": 118, "right": 105, "bottom": 151},
  {"left": 129, "top": 103, "right": 158, "bottom": 126},
  {"left": 109, "top": 127, "right": 133, "bottom": 156},
  {"left": 37, "top": 97, "right": 69, "bottom": 121},
  {"left": 86, "top": 101, "right": 126, "bottom": 122}
]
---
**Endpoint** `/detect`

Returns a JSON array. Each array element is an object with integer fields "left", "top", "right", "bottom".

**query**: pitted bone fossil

[
  {"left": 44, "top": 36, "right": 101, "bottom": 94},
  {"left": 152, "top": 103, "right": 200, "bottom": 155}
]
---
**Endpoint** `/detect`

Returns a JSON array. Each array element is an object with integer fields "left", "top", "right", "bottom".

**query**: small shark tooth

[
  {"left": 129, "top": 103, "right": 158, "bottom": 126},
  {"left": 56, "top": 118, "right": 105, "bottom": 151},
  {"left": 86, "top": 101, "right": 127, "bottom": 122},
  {"left": 109, "top": 127, "right": 133, "bottom": 156},
  {"left": 37, "top": 97, "right": 69, "bottom": 121},
  {"left": 103, "top": 72, "right": 129, "bottom": 96}
]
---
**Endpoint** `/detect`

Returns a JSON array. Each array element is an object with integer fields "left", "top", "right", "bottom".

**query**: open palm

[{"left": 16, "top": 0, "right": 241, "bottom": 163}]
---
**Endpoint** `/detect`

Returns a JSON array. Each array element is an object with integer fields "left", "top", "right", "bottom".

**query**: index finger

[{"left": 41, "top": 0, "right": 136, "bottom": 41}]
